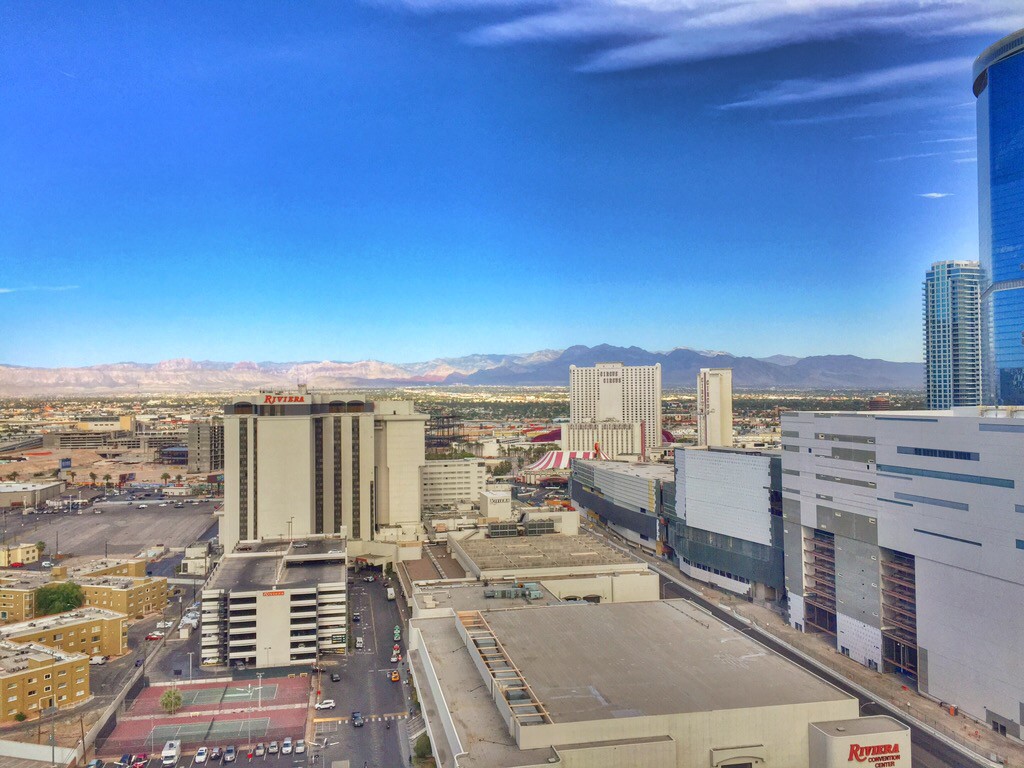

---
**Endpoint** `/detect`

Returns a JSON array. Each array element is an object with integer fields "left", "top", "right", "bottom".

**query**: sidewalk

[{"left": 584, "top": 525, "right": 1024, "bottom": 768}]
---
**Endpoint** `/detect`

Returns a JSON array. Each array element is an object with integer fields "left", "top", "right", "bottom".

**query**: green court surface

[
  {"left": 149, "top": 717, "right": 271, "bottom": 743},
  {"left": 178, "top": 683, "right": 279, "bottom": 707}
]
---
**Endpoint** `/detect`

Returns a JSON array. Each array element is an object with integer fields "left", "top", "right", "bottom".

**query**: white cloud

[
  {"left": 376, "top": 0, "right": 1024, "bottom": 72},
  {"left": 918, "top": 192, "right": 953, "bottom": 198},
  {"left": 721, "top": 57, "right": 973, "bottom": 110},
  {"left": 0, "top": 286, "right": 79, "bottom": 295}
]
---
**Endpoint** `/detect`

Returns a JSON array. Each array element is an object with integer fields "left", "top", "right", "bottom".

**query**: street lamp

[
  {"left": 187, "top": 651, "right": 194, "bottom": 683},
  {"left": 256, "top": 672, "right": 263, "bottom": 709}
]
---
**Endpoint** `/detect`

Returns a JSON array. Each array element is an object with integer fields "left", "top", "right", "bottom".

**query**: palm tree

[
  {"left": 68, "top": 471, "right": 76, "bottom": 485},
  {"left": 174, "top": 474, "right": 183, "bottom": 484},
  {"left": 160, "top": 472, "right": 171, "bottom": 486},
  {"left": 89, "top": 472, "right": 98, "bottom": 486},
  {"left": 102, "top": 474, "right": 112, "bottom": 488}
]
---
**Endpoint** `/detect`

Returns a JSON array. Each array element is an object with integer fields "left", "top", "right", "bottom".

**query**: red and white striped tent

[{"left": 521, "top": 449, "right": 610, "bottom": 483}]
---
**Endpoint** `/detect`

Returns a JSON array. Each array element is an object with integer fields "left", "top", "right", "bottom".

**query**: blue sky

[{"left": 2, "top": 1, "right": 1022, "bottom": 367}]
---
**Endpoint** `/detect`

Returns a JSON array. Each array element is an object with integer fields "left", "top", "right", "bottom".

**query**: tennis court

[
  {"left": 128, "top": 676, "right": 306, "bottom": 716},
  {"left": 150, "top": 717, "right": 271, "bottom": 744}
]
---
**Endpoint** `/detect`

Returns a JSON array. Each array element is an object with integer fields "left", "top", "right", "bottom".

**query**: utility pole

[
  {"left": 256, "top": 672, "right": 263, "bottom": 709},
  {"left": 187, "top": 651, "right": 194, "bottom": 683}
]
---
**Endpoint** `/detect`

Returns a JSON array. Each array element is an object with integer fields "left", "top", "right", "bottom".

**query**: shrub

[{"left": 414, "top": 733, "right": 432, "bottom": 759}]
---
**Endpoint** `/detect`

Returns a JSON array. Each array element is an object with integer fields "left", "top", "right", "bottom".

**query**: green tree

[
  {"left": 160, "top": 472, "right": 171, "bottom": 485},
  {"left": 491, "top": 461, "right": 512, "bottom": 477},
  {"left": 6, "top": 471, "right": 17, "bottom": 482},
  {"left": 35, "top": 582, "right": 85, "bottom": 616},
  {"left": 414, "top": 733, "right": 432, "bottom": 760},
  {"left": 174, "top": 474, "right": 183, "bottom": 484},
  {"left": 36, "top": 541, "right": 45, "bottom": 555},
  {"left": 89, "top": 472, "right": 98, "bottom": 486},
  {"left": 102, "top": 474, "right": 112, "bottom": 488},
  {"left": 160, "top": 688, "right": 183, "bottom": 715}
]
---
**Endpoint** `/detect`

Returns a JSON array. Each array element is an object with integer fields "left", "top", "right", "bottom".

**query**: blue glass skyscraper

[{"left": 974, "top": 29, "right": 1024, "bottom": 405}]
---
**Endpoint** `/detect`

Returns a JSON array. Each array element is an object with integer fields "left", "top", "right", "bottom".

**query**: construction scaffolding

[
  {"left": 881, "top": 549, "right": 918, "bottom": 681},
  {"left": 425, "top": 411, "right": 462, "bottom": 452},
  {"left": 803, "top": 528, "right": 837, "bottom": 636}
]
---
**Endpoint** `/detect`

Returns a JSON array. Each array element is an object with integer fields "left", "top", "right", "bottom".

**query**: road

[
  {"left": 653, "top": 560, "right": 982, "bottom": 768},
  {"left": 316, "top": 569, "right": 410, "bottom": 768}
]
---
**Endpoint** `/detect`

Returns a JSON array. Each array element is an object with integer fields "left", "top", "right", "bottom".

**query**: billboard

[{"left": 60, "top": 458, "right": 72, "bottom": 469}]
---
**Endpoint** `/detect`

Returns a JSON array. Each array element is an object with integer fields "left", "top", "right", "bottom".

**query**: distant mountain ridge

[{"left": 0, "top": 346, "right": 923, "bottom": 395}]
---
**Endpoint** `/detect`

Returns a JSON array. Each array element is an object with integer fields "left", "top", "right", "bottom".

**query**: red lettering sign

[
  {"left": 262, "top": 590, "right": 285, "bottom": 597},
  {"left": 262, "top": 395, "right": 306, "bottom": 404},
  {"left": 848, "top": 743, "right": 900, "bottom": 762}
]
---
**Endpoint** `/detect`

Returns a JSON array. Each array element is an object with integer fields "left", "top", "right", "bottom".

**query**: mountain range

[{"left": 0, "top": 345, "right": 923, "bottom": 395}]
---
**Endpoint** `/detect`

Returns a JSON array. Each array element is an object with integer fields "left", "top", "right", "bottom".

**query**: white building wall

[
  {"left": 679, "top": 448, "right": 771, "bottom": 546},
  {"left": 563, "top": 422, "right": 643, "bottom": 459},
  {"left": 835, "top": 614, "right": 882, "bottom": 670},
  {"left": 422, "top": 459, "right": 487, "bottom": 507}
]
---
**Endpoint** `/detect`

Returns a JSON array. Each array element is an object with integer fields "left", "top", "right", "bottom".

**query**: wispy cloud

[
  {"left": 721, "top": 57, "right": 972, "bottom": 110},
  {"left": 772, "top": 95, "right": 956, "bottom": 125},
  {"left": 918, "top": 192, "right": 953, "bottom": 198},
  {"left": 0, "top": 285, "right": 79, "bottom": 295},
  {"left": 376, "top": 1, "right": 1024, "bottom": 72},
  {"left": 923, "top": 135, "right": 975, "bottom": 143}
]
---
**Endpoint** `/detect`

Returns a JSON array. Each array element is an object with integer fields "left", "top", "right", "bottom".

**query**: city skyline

[{"left": 3, "top": 4, "right": 1023, "bottom": 368}]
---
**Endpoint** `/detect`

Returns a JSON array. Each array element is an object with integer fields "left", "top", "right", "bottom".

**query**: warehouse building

[
  {"left": 0, "top": 481, "right": 65, "bottom": 509},
  {"left": 201, "top": 536, "right": 347, "bottom": 668},
  {"left": 782, "top": 408, "right": 1024, "bottom": 737},
  {"left": 409, "top": 599, "right": 889, "bottom": 768}
]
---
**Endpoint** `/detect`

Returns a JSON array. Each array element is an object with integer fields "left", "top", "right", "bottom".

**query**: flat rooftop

[
  {"left": 0, "top": 571, "right": 52, "bottom": 590},
  {"left": 455, "top": 534, "right": 641, "bottom": 573},
  {"left": 64, "top": 559, "right": 143, "bottom": 579},
  {"left": 210, "top": 546, "right": 345, "bottom": 593},
  {"left": 0, "top": 607, "right": 126, "bottom": 639},
  {"left": 411, "top": 582, "right": 560, "bottom": 616},
  {"left": 811, "top": 715, "right": 909, "bottom": 737},
  {"left": 473, "top": 600, "right": 850, "bottom": 722},
  {"left": 0, "top": 640, "right": 86, "bottom": 675},
  {"left": 575, "top": 459, "right": 674, "bottom": 481},
  {"left": 0, "top": 481, "right": 62, "bottom": 492}
]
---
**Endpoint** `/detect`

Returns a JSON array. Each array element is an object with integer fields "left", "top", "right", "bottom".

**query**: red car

[
  {"left": 144, "top": 633, "right": 163, "bottom": 641},
  {"left": 131, "top": 754, "right": 147, "bottom": 768},
  {"left": 9, "top": 562, "right": 23, "bottom": 568}
]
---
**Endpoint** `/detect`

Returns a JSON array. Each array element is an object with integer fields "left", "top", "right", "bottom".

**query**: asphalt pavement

[{"left": 315, "top": 570, "right": 411, "bottom": 768}]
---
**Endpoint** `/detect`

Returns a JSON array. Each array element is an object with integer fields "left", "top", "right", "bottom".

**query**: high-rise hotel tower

[
  {"left": 974, "top": 28, "right": 1024, "bottom": 404},
  {"left": 923, "top": 261, "right": 982, "bottom": 409}
]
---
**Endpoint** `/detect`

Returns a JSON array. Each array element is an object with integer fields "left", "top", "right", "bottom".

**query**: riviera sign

[
  {"left": 263, "top": 395, "right": 306, "bottom": 404},
  {"left": 848, "top": 743, "right": 901, "bottom": 765}
]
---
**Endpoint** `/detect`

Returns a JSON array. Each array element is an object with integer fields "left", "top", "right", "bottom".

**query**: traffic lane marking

[{"left": 312, "top": 711, "right": 409, "bottom": 723}]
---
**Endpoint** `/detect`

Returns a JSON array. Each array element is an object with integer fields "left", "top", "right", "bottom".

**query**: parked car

[
  {"left": 315, "top": 699, "right": 336, "bottom": 710},
  {"left": 87, "top": 760, "right": 105, "bottom": 768},
  {"left": 294, "top": 740, "right": 305, "bottom": 755},
  {"left": 268, "top": 741, "right": 279, "bottom": 754},
  {"left": 281, "top": 737, "right": 293, "bottom": 755},
  {"left": 254, "top": 743, "right": 266, "bottom": 757},
  {"left": 41, "top": 560, "right": 53, "bottom": 567},
  {"left": 351, "top": 711, "right": 365, "bottom": 727},
  {"left": 145, "top": 632, "right": 164, "bottom": 641},
  {"left": 118, "top": 754, "right": 131, "bottom": 767},
  {"left": 390, "top": 670, "right": 400, "bottom": 682},
  {"left": 223, "top": 746, "right": 236, "bottom": 763},
  {"left": 363, "top": 576, "right": 374, "bottom": 582},
  {"left": 352, "top": 612, "right": 361, "bottom": 623},
  {"left": 174, "top": 503, "right": 184, "bottom": 508},
  {"left": 292, "top": 542, "right": 308, "bottom": 548},
  {"left": 330, "top": 672, "right": 341, "bottom": 682},
  {"left": 195, "top": 746, "right": 209, "bottom": 764},
  {"left": 209, "top": 746, "right": 223, "bottom": 761},
  {"left": 9, "top": 562, "right": 23, "bottom": 568}
]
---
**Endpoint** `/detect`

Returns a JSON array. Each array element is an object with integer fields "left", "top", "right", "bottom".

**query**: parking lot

[{"left": 1, "top": 498, "right": 218, "bottom": 559}]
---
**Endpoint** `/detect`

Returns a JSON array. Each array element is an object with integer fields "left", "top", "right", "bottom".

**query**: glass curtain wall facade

[
  {"left": 923, "top": 261, "right": 982, "bottom": 409},
  {"left": 974, "top": 29, "right": 1024, "bottom": 405}
]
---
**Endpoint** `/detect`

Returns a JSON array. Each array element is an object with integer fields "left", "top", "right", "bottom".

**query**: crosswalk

[
  {"left": 405, "top": 712, "right": 426, "bottom": 741},
  {"left": 313, "top": 711, "right": 409, "bottom": 725}
]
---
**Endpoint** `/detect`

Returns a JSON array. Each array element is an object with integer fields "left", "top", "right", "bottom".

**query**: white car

[
  {"left": 195, "top": 747, "right": 208, "bottom": 764},
  {"left": 314, "top": 699, "right": 336, "bottom": 710},
  {"left": 294, "top": 741, "right": 305, "bottom": 755},
  {"left": 159, "top": 503, "right": 168, "bottom": 507},
  {"left": 281, "top": 738, "right": 293, "bottom": 755}
]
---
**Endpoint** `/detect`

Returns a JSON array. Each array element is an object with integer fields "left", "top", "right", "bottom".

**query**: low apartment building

[
  {"left": 56, "top": 558, "right": 148, "bottom": 579},
  {"left": 0, "top": 544, "right": 40, "bottom": 568},
  {"left": 0, "top": 572, "right": 51, "bottom": 623},
  {"left": 202, "top": 537, "right": 347, "bottom": 668},
  {"left": 0, "top": 640, "right": 89, "bottom": 721},
  {"left": 0, "top": 608, "right": 128, "bottom": 658},
  {"left": 77, "top": 576, "right": 167, "bottom": 617}
]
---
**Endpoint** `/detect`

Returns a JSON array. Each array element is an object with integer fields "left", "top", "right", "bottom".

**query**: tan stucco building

[
  {"left": 0, "top": 640, "right": 90, "bottom": 721},
  {"left": 0, "top": 608, "right": 128, "bottom": 658}
]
